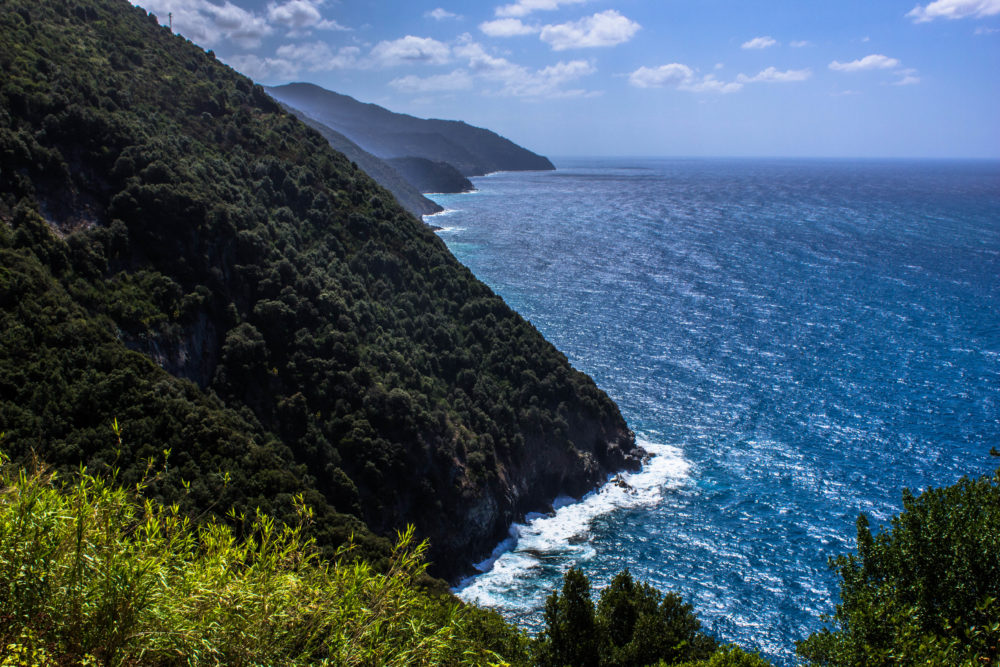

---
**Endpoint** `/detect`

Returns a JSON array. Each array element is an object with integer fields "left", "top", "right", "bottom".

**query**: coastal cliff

[{"left": 0, "top": 0, "right": 639, "bottom": 577}]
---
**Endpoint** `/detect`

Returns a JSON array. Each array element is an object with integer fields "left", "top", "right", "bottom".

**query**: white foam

[
  {"left": 422, "top": 208, "right": 460, "bottom": 221},
  {"left": 455, "top": 440, "right": 691, "bottom": 608}
]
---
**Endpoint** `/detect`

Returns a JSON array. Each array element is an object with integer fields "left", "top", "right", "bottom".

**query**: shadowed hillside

[
  {"left": 0, "top": 0, "right": 637, "bottom": 579},
  {"left": 267, "top": 82, "right": 556, "bottom": 177}
]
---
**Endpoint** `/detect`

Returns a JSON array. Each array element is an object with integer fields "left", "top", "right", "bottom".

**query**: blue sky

[{"left": 138, "top": 0, "right": 1000, "bottom": 158}]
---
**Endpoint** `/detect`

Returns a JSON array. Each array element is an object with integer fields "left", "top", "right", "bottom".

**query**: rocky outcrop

[{"left": 427, "top": 419, "right": 643, "bottom": 580}]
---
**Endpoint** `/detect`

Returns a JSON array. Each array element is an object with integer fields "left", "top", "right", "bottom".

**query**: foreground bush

[
  {"left": 0, "top": 451, "right": 492, "bottom": 666},
  {"left": 797, "top": 471, "right": 1000, "bottom": 666},
  {"left": 536, "top": 567, "right": 769, "bottom": 667}
]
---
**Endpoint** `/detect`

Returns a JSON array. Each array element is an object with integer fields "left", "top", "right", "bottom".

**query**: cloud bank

[{"left": 907, "top": 0, "right": 1000, "bottom": 22}]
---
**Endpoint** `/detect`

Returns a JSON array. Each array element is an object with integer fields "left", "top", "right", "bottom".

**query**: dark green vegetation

[
  {"left": 0, "top": 0, "right": 639, "bottom": 580},
  {"left": 387, "top": 157, "right": 476, "bottom": 195},
  {"left": 283, "top": 105, "right": 444, "bottom": 217},
  {"left": 798, "top": 471, "right": 1000, "bottom": 666},
  {"left": 267, "top": 82, "right": 556, "bottom": 177},
  {"left": 534, "top": 568, "right": 769, "bottom": 667}
]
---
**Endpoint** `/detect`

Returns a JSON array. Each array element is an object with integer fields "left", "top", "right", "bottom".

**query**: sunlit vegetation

[
  {"left": 0, "top": 450, "right": 498, "bottom": 665},
  {"left": 798, "top": 472, "right": 1000, "bottom": 666}
]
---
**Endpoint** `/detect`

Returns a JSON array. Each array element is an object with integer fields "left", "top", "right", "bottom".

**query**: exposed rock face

[{"left": 431, "top": 423, "right": 643, "bottom": 578}]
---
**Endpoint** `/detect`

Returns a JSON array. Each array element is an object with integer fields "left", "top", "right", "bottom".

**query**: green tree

[
  {"left": 597, "top": 569, "right": 717, "bottom": 667},
  {"left": 538, "top": 567, "right": 601, "bottom": 667},
  {"left": 538, "top": 567, "right": 735, "bottom": 667},
  {"left": 797, "top": 472, "right": 1000, "bottom": 666}
]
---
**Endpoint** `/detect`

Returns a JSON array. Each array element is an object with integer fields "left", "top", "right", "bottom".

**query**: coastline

[{"left": 455, "top": 439, "right": 690, "bottom": 620}]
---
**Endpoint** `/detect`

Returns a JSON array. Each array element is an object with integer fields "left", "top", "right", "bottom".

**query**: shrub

[
  {"left": 0, "top": 450, "right": 494, "bottom": 665},
  {"left": 797, "top": 471, "right": 1000, "bottom": 666}
]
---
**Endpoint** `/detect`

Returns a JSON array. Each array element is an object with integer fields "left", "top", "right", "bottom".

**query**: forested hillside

[
  {"left": 0, "top": 0, "right": 639, "bottom": 578},
  {"left": 281, "top": 105, "right": 444, "bottom": 217}
]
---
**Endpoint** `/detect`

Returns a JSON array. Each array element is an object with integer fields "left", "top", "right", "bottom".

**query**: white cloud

[
  {"left": 139, "top": 0, "right": 354, "bottom": 47},
  {"left": 893, "top": 68, "right": 921, "bottom": 85},
  {"left": 907, "top": 0, "right": 1000, "bottom": 22},
  {"left": 203, "top": 0, "right": 272, "bottom": 47},
  {"left": 629, "top": 64, "right": 742, "bottom": 93},
  {"left": 276, "top": 41, "right": 360, "bottom": 69},
  {"left": 829, "top": 54, "right": 901, "bottom": 71},
  {"left": 737, "top": 66, "right": 812, "bottom": 83},
  {"left": 426, "top": 8, "right": 459, "bottom": 20},
  {"left": 975, "top": 24, "right": 1000, "bottom": 32},
  {"left": 438, "top": 39, "right": 597, "bottom": 97},
  {"left": 390, "top": 70, "right": 475, "bottom": 92},
  {"left": 503, "top": 59, "right": 597, "bottom": 97},
  {"left": 539, "top": 10, "right": 640, "bottom": 50},
  {"left": 369, "top": 35, "right": 451, "bottom": 67},
  {"left": 741, "top": 35, "right": 777, "bottom": 49},
  {"left": 495, "top": 0, "right": 587, "bottom": 18},
  {"left": 225, "top": 53, "right": 298, "bottom": 81},
  {"left": 480, "top": 18, "right": 539, "bottom": 36},
  {"left": 266, "top": 0, "right": 317, "bottom": 29},
  {"left": 266, "top": 1, "right": 348, "bottom": 35},
  {"left": 629, "top": 64, "right": 694, "bottom": 88},
  {"left": 790, "top": 40, "right": 811, "bottom": 47},
  {"left": 681, "top": 75, "right": 743, "bottom": 94}
]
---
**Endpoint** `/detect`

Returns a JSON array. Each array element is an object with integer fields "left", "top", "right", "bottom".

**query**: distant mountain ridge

[
  {"left": 266, "top": 83, "right": 555, "bottom": 178},
  {"left": 387, "top": 157, "right": 474, "bottom": 195},
  {"left": 282, "top": 105, "right": 444, "bottom": 216}
]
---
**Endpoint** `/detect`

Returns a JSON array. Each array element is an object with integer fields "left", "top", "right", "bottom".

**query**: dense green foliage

[
  {"left": 0, "top": 450, "right": 498, "bottom": 665},
  {"left": 536, "top": 568, "right": 767, "bottom": 667},
  {"left": 0, "top": 0, "right": 635, "bottom": 576},
  {"left": 797, "top": 472, "right": 1000, "bottom": 665},
  {"left": 283, "top": 106, "right": 444, "bottom": 217},
  {"left": 0, "top": 447, "right": 767, "bottom": 666}
]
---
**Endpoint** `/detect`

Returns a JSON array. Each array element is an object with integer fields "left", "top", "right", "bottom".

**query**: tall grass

[{"left": 0, "top": 449, "right": 497, "bottom": 666}]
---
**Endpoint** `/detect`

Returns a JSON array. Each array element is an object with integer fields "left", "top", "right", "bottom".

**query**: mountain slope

[
  {"left": 0, "top": 0, "right": 638, "bottom": 578},
  {"left": 387, "top": 157, "right": 475, "bottom": 194},
  {"left": 267, "top": 82, "right": 556, "bottom": 177},
  {"left": 281, "top": 104, "right": 444, "bottom": 217}
]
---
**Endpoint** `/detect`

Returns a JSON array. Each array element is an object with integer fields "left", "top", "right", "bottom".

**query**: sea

[{"left": 427, "top": 157, "right": 1000, "bottom": 664}]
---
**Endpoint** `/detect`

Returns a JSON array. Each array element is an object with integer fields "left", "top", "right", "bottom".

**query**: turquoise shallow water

[{"left": 429, "top": 158, "right": 1000, "bottom": 664}]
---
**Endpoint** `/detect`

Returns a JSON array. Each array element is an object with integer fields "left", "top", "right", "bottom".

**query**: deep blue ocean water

[{"left": 429, "top": 158, "right": 1000, "bottom": 664}]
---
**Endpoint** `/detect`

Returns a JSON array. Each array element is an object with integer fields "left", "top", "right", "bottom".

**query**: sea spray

[{"left": 455, "top": 439, "right": 690, "bottom": 625}]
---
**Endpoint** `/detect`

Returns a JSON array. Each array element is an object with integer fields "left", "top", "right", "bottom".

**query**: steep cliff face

[{"left": 0, "top": 0, "right": 638, "bottom": 578}]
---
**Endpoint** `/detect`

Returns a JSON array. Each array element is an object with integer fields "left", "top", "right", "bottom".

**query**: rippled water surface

[{"left": 429, "top": 158, "right": 1000, "bottom": 664}]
